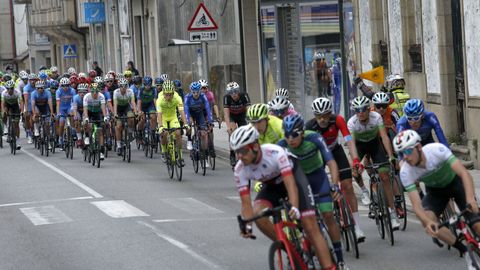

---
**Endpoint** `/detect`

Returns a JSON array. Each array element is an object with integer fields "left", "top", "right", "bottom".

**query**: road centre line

[
  {"left": 138, "top": 221, "right": 222, "bottom": 269},
  {"left": 0, "top": 196, "right": 93, "bottom": 208},
  {"left": 21, "top": 148, "right": 103, "bottom": 198}
]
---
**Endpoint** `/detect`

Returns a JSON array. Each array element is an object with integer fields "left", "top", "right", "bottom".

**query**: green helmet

[
  {"left": 163, "top": 80, "right": 176, "bottom": 94},
  {"left": 247, "top": 103, "right": 269, "bottom": 122}
]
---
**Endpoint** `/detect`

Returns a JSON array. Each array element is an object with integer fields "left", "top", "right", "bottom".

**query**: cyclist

[
  {"left": 83, "top": 84, "right": 107, "bottom": 160},
  {"left": 31, "top": 80, "right": 54, "bottom": 142},
  {"left": 372, "top": 92, "right": 400, "bottom": 140},
  {"left": 393, "top": 129, "right": 480, "bottom": 269},
  {"left": 130, "top": 75, "right": 142, "bottom": 99},
  {"left": 113, "top": 78, "right": 138, "bottom": 156},
  {"left": 268, "top": 96, "right": 297, "bottom": 119},
  {"left": 49, "top": 66, "right": 60, "bottom": 80},
  {"left": 246, "top": 103, "right": 283, "bottom": 145},
  {"left": 1, "top": 80, "right": 23, "bottom": 150},
  {"left": 124, "top": 70, "right": 133, "bottom": 86},
  {"left": 347, "top": 96, "right": 401, "bottom": 230},
  {"left": 232, "top": 125, "right": 337, "bottom": 270},
  {"left": 72, "top": 83, "right": 88, "bottom": 147},
  {"left": 154, "top": 78, "right": 163, "bottom": 93},
  {"left": 15, "top": 71, "right": 28, "bottom": 95},
  {"left": 223, "top": 81, "right": 251, "bottom": 166},
  {"left": 156, "top": 80, "right": 187, "bottom": 165},
  {"left": 306, "top": 97, "right": 367, "bottom": 241},
  {"left": 174, "top": 79, "right": 185, "bottom": 101},
  {"left": 104, "top": 74, "right": 118, "bottom": 100},
  {"left": 397, "top": 98, "right": 449, "bottom": 148},
  {"left": 199, "top": 79, "right": 220, "bottom": 157},
  {"left": 23, "top": 73, "right": 37, "bottom": 144},
  {"left": 56, "top": 77, "right": 76, "bottom": 150},
  {"left": 278, "top": 114, "right": 347, "bottom": 267},
  {"left": 184, "top": 82, "right": 213, "bottom": 164},
  {"left": 137, "top": 76, "right": 158, "bottom": 145}
]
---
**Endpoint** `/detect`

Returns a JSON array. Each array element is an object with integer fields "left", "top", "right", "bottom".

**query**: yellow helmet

[
  {"left": 247, "top": 103, "right": 269, "bottom": 122},
  {"left": 123, "top": 70, "right": 133, "bottom": 77},
  {"left": 163, "top": 80, "right": 175, "bottom": 94}
]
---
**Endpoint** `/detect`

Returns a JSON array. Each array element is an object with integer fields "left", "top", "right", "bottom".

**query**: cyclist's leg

[
  {"left": 195, "top": 112, "right": 208, "bottom": 151},
  {"left": 451, "top": 176, "right": 480, "bottom": 235},
  {"left": 253, "top": 183, "right": 284, "bottom": 241},
  {"left": 160, "top": 119, "right": 170, "bottom": 154},
  {"left": 170, "top": 118, "right": 182, "bottom": 151},
  {"left": 373, "top": 144, "right": 395, "bottom": 209}
]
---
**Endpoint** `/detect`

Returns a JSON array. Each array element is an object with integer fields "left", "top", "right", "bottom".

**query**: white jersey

[
  {"left": 1, "top": 89, "right": 22, "bottom": 105},
  {"left": 347, "top": 111, "right": 384, "bottom": 142},
  {"left": 113, "top": 88, "right": 134, "bottom": 107},
  {"left": 399, "top": 143, "right": 458, "bottom": 192},
  {"left": 234, "top": 144, "right": 293, "bottom": 196}
]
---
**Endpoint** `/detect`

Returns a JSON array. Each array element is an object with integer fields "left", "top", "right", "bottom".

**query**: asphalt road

[{"left": 0, "top": 138, "right": 470, "bottom": 270}]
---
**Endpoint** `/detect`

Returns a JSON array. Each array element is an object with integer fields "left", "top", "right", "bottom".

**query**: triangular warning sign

[
  {"left": 359, "top": 66, "right": 384, "bottom": 84},
  {"left": 188, "top": 3, "right": 218, "bottom": 31}
]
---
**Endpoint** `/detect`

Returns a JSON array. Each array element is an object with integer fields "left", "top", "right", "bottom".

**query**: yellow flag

[{"left": 359, "top": 66, "right": 384, "bottom": 84}]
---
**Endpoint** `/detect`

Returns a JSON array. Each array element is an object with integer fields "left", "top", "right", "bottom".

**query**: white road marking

[
  {"left": 0, "top": 196, "right": 93, "bottom": 208},
  {"left": 91, "top": 200, "right": 149, "bottom": 218},
  {"left": 226, "top": 196, "right": 241, "bottom": 203},
  {"left": 20, "top": 205, "right": 73, "bottom": 226},
  {"left": 138, "top": 221, "right": 221, "bottom": 269},
  {"left": 162, "top": 198, "right": 223, "bottom": 214},
  {"left": 21, "top": 148, "right": 103, "bottom": 198},
  {"left": 153, "top": 217, "right": 235, "bottom": 223}
]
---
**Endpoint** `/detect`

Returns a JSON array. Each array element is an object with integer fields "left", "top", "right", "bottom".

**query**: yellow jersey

[
  {"left": 258, "top": 115, "right": 284, "bottom": 145},
  {"left": 156, "top": 91, "right": 183, "bottom": 120}
]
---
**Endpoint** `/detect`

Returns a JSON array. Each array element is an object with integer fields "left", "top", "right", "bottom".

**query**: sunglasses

[
  {"left": 62, "top": 85, "right": 70, "bottom": 87},
  {"left": 164, "top": 93, "right": 173, "bottom": 97},
  {"left": 354, "top": 107, "right": 369, "bottom": 113},
  {"left": 407, "top": 115, "right": 422, "bottom": 122},
  {"left": 235, "top": 145, "right": 252, "bottom": 155},
  {"left": 273, "top": 109, "right": 286, "bottom": 116},
  {"left": 192, "top": 91, "right": 200, "bottom": 94},
  {"left": 401, "top": 147, "right": 414, "bottom": 156},
  {"left": 37, "top": 87, "right": 44, "bottom": 90},
  {"left": 284, "top": 131, "right": 301, "bottom": 138},
  {"left": 230, "top": 90, "right": 240, "bottom": 95},
  {"left": 106, "top": 80, "right": 113, "bottom": 83},
  {"left": 375, "top": 104, "right": 388, "bottom": 109}
]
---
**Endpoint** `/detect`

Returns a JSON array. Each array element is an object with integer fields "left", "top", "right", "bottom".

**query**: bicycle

[
  {"left": 439, "top": 204, "right": 480, "bottom": 268},
  {"left": 237, "top": 200, "right": 323, "bottom": 270},
  {"left": 6, "top": 113, "right": 21, "bottom": 155},
  {"left": 333, "top": 187, "right": 359, "bottom": 258},
  {"left": 365, "top": 161, "right": 396, "bottom": 246},
  {"left": 190, "top": 124, "right": 207, "bottom": 176},
  {"left": 162, "top": 126, "right": 183, "bottom": 181},
  {"left": 60, "top": 115, "right": 74, "bottom": 159},
  {"left": 83, "top": 119, "right": 103, "bottom": 168},
  {"left": 142, "top": 112, "right": 157, "bottom": 159},
  {"left": 37, "top": 115, "right": 51, "bottom": 157},
  {"left": 390, "top": 164, "right": 407, "bottom": 231},
  {"left": 116, "top": 115, "right": 135, "bottom": 163},
  {"left": 206, "top": 119, "right": 221, "bottom": 171}
]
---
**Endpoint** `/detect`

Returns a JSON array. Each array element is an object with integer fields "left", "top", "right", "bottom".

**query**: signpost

[
  {"left": 84, "top": 2, "right": 106, "bottom": 24},
  {"left": 63, "top": 44, "right": 78, "bottom": 58},
  {"left": 187, "top": 3, "right": 218, "bottom": 80}
]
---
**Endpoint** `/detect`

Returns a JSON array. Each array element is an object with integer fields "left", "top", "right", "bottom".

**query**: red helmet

[
  {"left": 89, "top": 70, "right": 97, "bottom": 78},
  {"left": 107, "top": 70, "right": 116, "bottom": 79},
  {"left": 69, "top": 76, "right": 79, "bottom": 85}
]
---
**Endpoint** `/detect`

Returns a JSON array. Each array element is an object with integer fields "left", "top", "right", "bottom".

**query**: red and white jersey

[{"left": 234, "top": 144, "right": 293, "bottom": 196}]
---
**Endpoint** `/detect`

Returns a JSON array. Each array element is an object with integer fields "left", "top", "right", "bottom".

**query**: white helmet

[
  {"left": 393, "top": 130, "right": 421, "bottom": 153},
  {"left": 311, "top": 97, "right": 332, "bottom": 115},
  {"left": 351, "top": 96, "right": 371, "bottom": 109},
  {"left": 67, "top": 67, "right": 76, "bottom": 75},
  {"left": 198, "top": 79, "right": 208, "bottom": 88},
  {"left": 229, "top": 125, "right": 259, "bottom": 151},
  {"left": 386, "top": 74, "right": 405, "bottom": 91},
  {"left": 104, "top": 74, "right": 114, "bottom": 81},
  {"left": 77, "top": 83, "right": 88, "bottom": 92},
  {"left": 59, "top": 77, "right": 70, "bottom": 86},
  {"left": 4, "top": 80, "right": 15, "bottom": 89},
  {"left": 118, "top": 78, "right": 129, "bottom": 86},
  {"left": 94, "top": 76, "right": 103, "bottom": 83},
  {"left": 160, "top": 74, "right": 169, "bottom": 81},
  {"left": 50, "top": 66, "right": 58, "bottom": 73},
  {"left": 226, "top": 81, "right": 240, "bottom": 93},
  {"left": 275, "top": 88, "right": 289, "bottom": 99},
  {"left": 35, "top": 80, "right": 45, "bottom": 88},
  {"left": 19, "top": 71, "right": 28, "bottom": 79},
  {"left": 269, "top": 96, "right": 290, "bottom": 111},
  {"left": 372, "top": 92, "right": 390, "bottom": 104},
  {"left": 78, "top": 72, "right": 87, "bottom": 79}
]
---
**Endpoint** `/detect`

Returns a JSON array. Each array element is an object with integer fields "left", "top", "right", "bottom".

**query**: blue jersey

[
  {"left": 56, "top": 87, "right": 76, "bottom": 110},
  {"left": 72, "top": 94, "right": 84, "bottom": 112},
  {"left": 23, "top": 83, "right": 35, "bottom": 109},
  {"left": 31, "top": 90, "right": 52, "bottom": 107},
  {"left": 397, "top": 110, "right": 449, "bottom": 148},
  {"left": 130, "top": 84, "right": 140, "bottom": 98},
  {"left": 184, "top": 93, "right": 212, "bottom": 125},
  {"left": 101, "top": 88, "right": 112, "bottom": 102}
]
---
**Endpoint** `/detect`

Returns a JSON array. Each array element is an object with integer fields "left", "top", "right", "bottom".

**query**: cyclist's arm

[
  {"left": 223, "top": 95, "right": 231, "bottom": 127},
  {"left": 407, "top": 189, "right": 433, "bottom": 225},
  {"left": 48, "top": 97, "right": 54, "bottom": 116},
  {"left": 379, "top": 126, "right": 394, "bottom": 158},
  {"left": 137, "top": 95, "right": 142, "bottom": 113},
  {"left": 83, "top": 96, "right": 89, "bottom": 119},
  {"left": 213, "top": 104, "right": 220, "bottom": 119},
  {"left": 23, "top": 91, "right": 29, "bottom": 112},
  {"left": 31, "top": 96, "right": 36, "bottom": 115},
  {"left": 451, "top": 158, "right": 477, "bottom": 212},
  {"left": 336, "top": 115, "right": 359, "bottom": 160},
  {"left": 156, "top": 99, "right": 163, "bottom": 128},
  {"left": 283, "top": 173, "right": 299, "bottom": 211},
  {"left": 429, "top": 113, "right": 449, "bottom": 148},
  {"left": 19, "top": 94, "right": 24, "bottom": 113},
  {"left": 202, "top": 95, "right": 213, "bottom": 123},
  {"left": 55, "top": 89, "right": 61, "bottom": 115},
  {"left": 1, "top": 95, "right": 5, "bottom": 114},
  {"left": 183, "top": 96, "right": 191, "bottom": 125},
  {"left": 391, "top": 109, "right": 400, "bottom": 129},
  {"left": 129, "top": 94, "right": 137, "bottom": 114},
  {"left": 100, "top": 95, "right": 107, "bottom": 118},
  {"left": 113, "top": 96, "right": 118, "bottom": 116},
  {"left": 240, "top": 193, "right": 254, "bottom": 221}
]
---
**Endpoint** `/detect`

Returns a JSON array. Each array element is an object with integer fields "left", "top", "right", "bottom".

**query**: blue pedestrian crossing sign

[
  {"left": 84, "top": 2, "right": 105, "bottom": 24},
  {"left": 63, "top": 44, "right": 77, "bottom": 58}
]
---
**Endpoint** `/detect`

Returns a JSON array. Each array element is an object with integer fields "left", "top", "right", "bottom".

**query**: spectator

[
  {"left": 92, "top": 61, "right": 103, "bottom": 77},
  {"left": 126, "top": 61, "right": 139, "bottom": 76}
]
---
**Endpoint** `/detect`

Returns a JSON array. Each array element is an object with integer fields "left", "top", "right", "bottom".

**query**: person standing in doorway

[
  {"left": 127, "top": 61, "right": 139, "bottom": 76},
  {"left": 92, "top": 61, "right": 103, "bottom": 77}
]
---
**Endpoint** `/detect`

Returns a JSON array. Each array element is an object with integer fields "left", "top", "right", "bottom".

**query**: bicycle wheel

[
  {"left": 268, "top": 241, "right": 301, "bottom": 270},
  {"left": 68, "top": 128, "right": 74, "bottom": 159},
  {"left": 45, "top": 136, "right": 50, "bottom": 157},
  {"left": 192, "top": 150, "right": 199, "bottom": 173},
  {"left": 468, "top": 242, "right": 480, "bottom": 270},
  {"left": 65, "top": 133, "right": 70, "bottom": 159},
  {"left": 0, "top": 123, "right": 3, "bottom": 148},
  {"left": 394, "top": 177, "right": 407, "bottom": 231},
  {"left": 167, "top": 153, "right": 174, "bottom": 179},
  {"left": 144, "top": 135, "right": 149, "bottom": 157},
  {"left": 96, "top": 148, "right": 101, "bottom": 168},
  {"left": 83, "top": 147, "right": 88, "bottom": 162},
  {"left": 339, "top": 197, "right": 359, "bottom": 258},
  {"left": 371, "top": 182, "right": 385, "bottom": 239},
  {"left": 127, "top": 141, "right": 131, "bottom": 163},
  {"left": 209, "top": 152, "right": 215, "bottom": 170},
  {"left": 10, "top": 125, "right": 16, "bottom": 155},
  {"left": 201, "top": 150, "right": 206, "bottom": 176},
  {"left": 379, "top": 182, "right": 394, "bottom": 246},
  {"left": 175, "top": 149, "right": 183, "bottom": 181}
]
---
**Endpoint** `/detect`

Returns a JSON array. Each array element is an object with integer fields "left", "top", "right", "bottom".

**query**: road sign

[
  {"left": 189, "top": 31, "right": 218, "bottom": 42},
  {"left": 63, "top": 44, "right": 77, "bottom": 58},
  {"left": 84, "top": 2, "right": 105, "bottom": 24},
  {"left": 187, "top": 3, "right": 218, "bottom": 31}
]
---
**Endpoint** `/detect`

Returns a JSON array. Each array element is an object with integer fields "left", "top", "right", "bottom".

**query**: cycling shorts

[
  {"left": 229, "top": 113, "right": 248, "bottom": 127},
  {"left": 141, "top": 103, "right": 156, "bottom": 114},
  {"left": 5, "top": 104, "right": 21, "bottom": 119},
  {"left": 163, "top": 117, "right": 181, "bottom": 130},
  {"left": 331, "top": 144, "right": 353, "bottom": 181},
  {"left": 356, "top": 138, "right": 389, "bottom": 173},
  {"left": 35, "top": 105, "right": 50, "bottom": 116},
  {"left": 306, "top": 168, "right": 333, "bottom": 213}
]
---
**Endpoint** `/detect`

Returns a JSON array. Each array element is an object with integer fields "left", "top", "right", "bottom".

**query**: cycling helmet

[
  {"left": 77, "top": 83, "right": 88, "bottom": 92},
  {"left": 67, "top": 67, "right": 76, "bottom": 75},
  {"left": 38, "top": 71, "right": 48, "bottom": 80},
  {"left": 247, "top": 103, "right": 269, "bottom": 122},
  {"left": 118, "top": 78, "right": 129, "bottom": 87},
  {"left": 190, "top": 82, "right": 201, "bottom": 92},
  {"left": 4, "top": 80, "right": 15, "bottom": 89},
  {"left": 88, "top": 70, "right": 97, "bottom": 78},
  {"left": 162, "top": 80, "right": 175, "bottom": 94},
  {"left": 19, "top": 71, "right": 28, "bottom": 79},
  {"left": 229, "top": 125, "right": 259, "bottom": 151},
  {"left": 60, "top": 77, "right": 70, "bottom": 86},
  {"left": 94, "top": 76, "right": 103, "bottom": 84},
  {"left": 160, "top": 74, "right": 169, "bottom": 81},
  {"left": 386, "top": 74, "right": 405, "bottom": 91},
  {"left": 107, "top": 70, "right": 116, "bottom": 78},
  {"left": 403, "top": 99, "right": 424, "bottom": 117},
  {"left": 104, "top": 74, "right": 114, "bottom": 82},
  {"left": 78, "top": 72, "right": 87, "bottom": 79},
  {"left": 198, "top": 79, "right": 208, "bottom": 88},
  {"left": 90, "top": 83, "right": 100, "bottom": 92},
  {"left": 283, "top": 114, "right": 305, "bottom": 134},
  {"left": 117, "top": 74, "right": 125, "bottom": 80},
  {"left": 50, "top": 80, "right": 59, "bottom": 89},
  {"left": 50, "top": 66, "right": 58, "bottom": 73},
  {"left": 393, "top": 129, "right": 421, "bottom": 153},
  {"left": 28, "top": 73, "right": 38, "bottom": 80},
  {"left": 3, "top": 74, "right": 12, "bottom": 81},
  {"left": 132, "top": 76, "right": 142, "bottom": 85},
  {"left": 123, "top": 70, "right": 133, "bottom": 77},
  {"left": 269, "top": 96, "right": 290, "bottom": 111},
  {"left": 35, "top": 80, "right": 46, "bottom": 88},
  {"left": 143, "top": 76, "right": 153, "bottom": 86},
  {"left": 275, "top": 88, "right": 289, "bottom": 99},
  {"left": 311, "top": 97, "right": 332, "bottom": 115},
  {"left": 372, "top": 92, "right": 391, "bottom": 104},
  {"left": 154, "top": 77, "right": 163, "bottom": 86},
  {"left": 350, "top": 96, "right": 371, "bottom": 109},
  {"left": 173, "top": 79, "right": 182, "bottom": 88},
  {"left": 226, "top": 81, "right": 240, "bottom": 93},
  {"left": 69, "top": 76, "right": 78, "bottom": 85}
]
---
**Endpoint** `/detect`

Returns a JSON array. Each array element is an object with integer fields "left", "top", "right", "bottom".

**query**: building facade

[{"left": 0, "top": 0, "right": 29, "bottom": 71}]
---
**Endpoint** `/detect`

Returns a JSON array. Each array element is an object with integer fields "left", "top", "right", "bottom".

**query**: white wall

[
  {"left": 463, "top": 0, "right": 480, "bottom": 97},
  {"left": 387, "top": 0, "right": 403, "bottom": 75},
  {"left": 422, "top": 0, "right": 441, "bottom": 94},
  {"left": 359, "top": 0, "right": 372, "bottom": 72},
  {"left": 14, "top": 4, "right": 28, "bottom": 57}
]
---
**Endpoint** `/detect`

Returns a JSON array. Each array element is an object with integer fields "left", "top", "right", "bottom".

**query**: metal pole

[
  {"left": 202, "top": 41, "right": 209, "bottom": 81},
  {"left": 339, "top": 0, "right": 349, "bottom": 117}
]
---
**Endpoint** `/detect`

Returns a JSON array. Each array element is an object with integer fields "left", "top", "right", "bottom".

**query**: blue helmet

[
  {"left": 403, "top": 99, "right": 424, "bottom": 117},
  {"left": 38, "top": 72, "right": 48, "bottom": 80},
  {"left": 154, "top": 77, "right": 163, "bottom": 86},
  {"left": 143, "top": 76, "right": 152, "bottom": 86},
  {"left": 282, "top": 114, "right": 304, "bottom": 134},
  {"left": 50, "top": 80, "right": 59, "bottom": 89},
  {"left": 190, "top": 82, "right": 201, "bottom": 92},
  {"left": 173, "top": 79, "right": 181, "bottom": 88}
]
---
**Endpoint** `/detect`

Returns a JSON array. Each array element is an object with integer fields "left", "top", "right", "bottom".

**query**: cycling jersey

[
  {"left": 56, "top": 87, "right": 76, "bottom": 114},
  {"left": 389, "top": 88, "right": 410, "bottom": 117},
  {"left": 277, "top": 130, "right": 332, "bottom": 174},
  {"left": 396, "top": 110, "right": 449, "bottom": 148},
  {"left": 71, "top": 94, "right": 84, "bottom": 113},
  {"left": 83, "top": 93, "right": 105, "bottom": 113},
  {"left": 137, "top": 87, "right": 157, "bottom": 107},
  {"left": 31, "top": 90, "right": 52, "bottom": 114},
  {"left": 258, "top": 115, "right": 284, "bottom": 145},
  {"left": 129, "top": 84, "right": 140, "bottom": 100},
  {"left": 305, "top": 114, "right": 352, "bottom": 150},
  {"left": 23, "top": 83, "right": 35, "bottom": 111},
  {"left": 101, "top": 88, "right": 112, "bottom": 102},
  {"left": 203, "top": 89, "right": 215, "bottom": 108},
  {"left": 113, "top": 88, "right": 135, "bottom": 108},
  {"left": 2, "top": 89, "right": 22, "bottom": 106},
  {"left": 155, "top": 91, "right": 183, "bottom": 120},
  {"left": 223, "top": 93, "right": 251, "bottom": 115},
  {"left": 184, "top": 92, "right": 212, "bottom": 126},
  {"left": 347, "top": 111, "right": 384, "bottom": 143}
]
